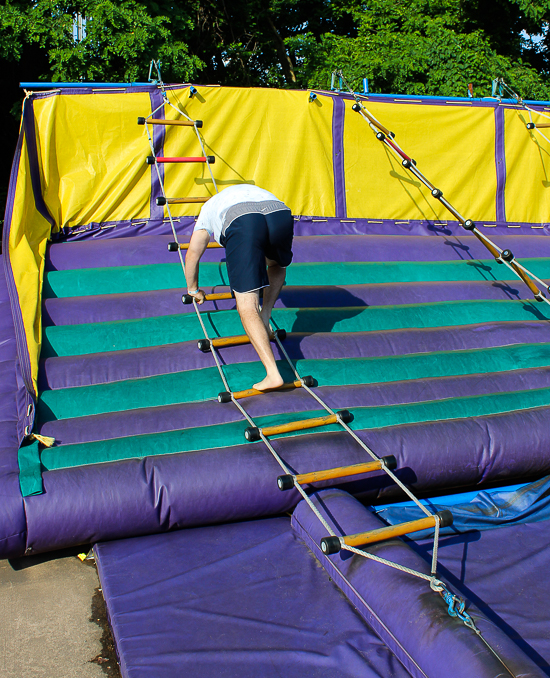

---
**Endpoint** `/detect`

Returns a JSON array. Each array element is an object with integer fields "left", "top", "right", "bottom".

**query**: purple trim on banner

[
  {"left": 148, "top": 89, "right": 166, "bottom": 221},
  {"left": 494, "top": 106, "right": 507, "bottom": 224},
  {"left": 45, "top": 233, "right": 550, "bottom": 271},
  {"left": 50, "top": 216, "right": 550, "bottom": 242},
  {"left": 1, "top": 121, "right": 37, "bottom": 440},
  {"left": 324, "top": 90, "right": 504, "bottom": 110},
  {"left": 332, "top": 97, "right": 346, "bottom": 218}
]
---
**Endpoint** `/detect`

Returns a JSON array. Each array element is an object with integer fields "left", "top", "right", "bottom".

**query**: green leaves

[
  {"left": 0, "top": 0, "right": 548, "bottom": 94},
  {"left": 0, "top": 0, "right": 203, "bottom": 82},
  {"left": 298, "top": 0, "right": 550, "bottom": 98}
]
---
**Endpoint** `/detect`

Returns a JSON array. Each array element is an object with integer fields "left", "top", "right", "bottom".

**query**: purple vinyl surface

[
  {"left": 411, "top": 521, "right": 550, "bottom": 674},
  {"left": 40, "top": 367, "right": 550, "bottom": 445},
  {"left": 39, "top": 321, "right": 549, "bottom": 390},
  {"left": 292, "top": 489, "right": 547, "bottom": 678},
  {"left": 0, "top": 255, "right": 28, "bottom": 558},
  {"left": 42, "top": 280, "right": 539, "bottom": 327},
  {"left": 94, "top": 516, "right": 411, "bottom": 678},
  {"left": 23, "top": 404, "right": 550, "bottom": 554},
  {"left": 45, "top": 233, "right": 550, "bottom": 270}
]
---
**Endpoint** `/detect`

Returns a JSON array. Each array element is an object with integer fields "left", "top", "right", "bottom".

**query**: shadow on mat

[{"left": 274, "top": 286, "right": 367, "bottom": 362}]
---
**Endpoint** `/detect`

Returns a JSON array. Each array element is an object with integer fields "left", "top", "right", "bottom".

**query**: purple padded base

[
  {"left": 94, "top": 516, "right": 411, "bottom": 678},
  {"left": 0, "top": 255, "right": 27, "bottom": 558},
  {"left": 411, "top": 521, "right": 550, "bottom": 672}
]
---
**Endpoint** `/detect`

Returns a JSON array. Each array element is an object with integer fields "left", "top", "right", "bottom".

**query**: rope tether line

[
  {"left": 334, "top": 70, "right": 550, "bottom": 308},
  {"left": 139, "top": 81, "right": 515, "bottom": 675}
]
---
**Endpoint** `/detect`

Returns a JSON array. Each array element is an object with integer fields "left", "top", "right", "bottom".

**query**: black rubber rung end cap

[
  {"left": 412, "top": 159, "right": 417, "bottom": 166},
  {"left": 146, "top": 156, "right": 155, "bottom": 165},
  {"left": 501, "top": 249, "right": 514, "bottom": 262},
  {"left": 462, "top": 219, "right": 475, "bottom": 231},
  {"left": 195, "top": 120, "right": 203, "bottom": 128},
  {"left": 245, "top": 426, "right": 261, "bottom": 442},
  {"left": 156, "top": 197, "right": 167, "bottom": 206},
  {"left": 382, "top": 455, "right": 397, "bottom": 471},
  {"left": 276, "top": 329, "right": 287, "bottom": 341},
  {"left": 321, "top": 536, "right": 341, "bottom": 555},
  {"left": 277, "top": 475, "right": 294, "bottom": 491},
  {"left": 402, "top": 159, "right": 411, "bottom": 168},
  {"left": 197, "top": 339, "right": 211, "bottom": 352},
  {"left": 376, "top": 132, "right": 385, "bottom": 141},
  {"left": 527, "top": 122, "right": 535, "bottom": 129},
  {"left": 431, "top": 189, "right": 442, "bottom": 198},
  {"left": 218, "top": 391, "right": 232, "bottom": 403},
  {"left": 438, "top": 510, "right": 454, "bottom": 528},
  {"left": 535, "top": 292, "right": 546, "bottom": 302},
  {"left": 182, "top": 294, "right": 193, "bottom": 305},
  {"left": 168, "top": 242, "right": 179, "bottom": 252},
  {"left": 337, "top": 409, "right": 354, "bottom": 424},
  {"left": 389, "top": 131, "right": 395, "bottom": 138},
  {"left": 352, "top": 103, "right": 361, "bottom": 112},
  {"left": 206, "top": 155, "right": 215, "bottom": 163},
  {"left": 302, "top": 375, "right": 315, "bottom": 387},
  {"left": 137, "top": 117, "right": 145, "bottom": 125}
]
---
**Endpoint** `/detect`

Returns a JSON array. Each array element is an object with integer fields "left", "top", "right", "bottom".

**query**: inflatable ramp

[{"left": 3, "top": 83, "right": 550, "bottom": 675}]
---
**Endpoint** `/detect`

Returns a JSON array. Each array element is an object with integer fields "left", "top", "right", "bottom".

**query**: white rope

[
  {"left": 343, "top": 543, "right": 438, "bottom": 584},
  {"left": 431, "top": 513, "right": 441, "bottom": 576}
]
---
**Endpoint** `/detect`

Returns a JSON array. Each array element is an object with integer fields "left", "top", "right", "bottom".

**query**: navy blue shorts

[{"left": 221, "top": 210, "right": 294, "bottom": 293}]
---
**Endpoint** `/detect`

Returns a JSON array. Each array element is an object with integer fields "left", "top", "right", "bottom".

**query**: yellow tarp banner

[
  {"left": 7, "top": 128, "right": 51, "bottom": 396},
  {"left": 504, "top": 106, "right": 550, "bottom": 225},
  {"left": 33, "top": 92, "right": 152, "bottom": 229},
  {"left": 162, "top": 86, "right": 335, "bottom": 217},
  {"left": 344, "top": 100, "right": 497, "bottom": 222}
]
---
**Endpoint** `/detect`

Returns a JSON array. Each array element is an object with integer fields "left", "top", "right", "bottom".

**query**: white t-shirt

[{"left": 194, "top": 185, "right": 285, "bottom": 244}]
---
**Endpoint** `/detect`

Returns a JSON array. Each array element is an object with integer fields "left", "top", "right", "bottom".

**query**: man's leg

[
  {"left": 235, "top": 290, "right": 284, "bottom": 391},
  {"left": 259, "top": 258, "right": 286, "bottom": 332}
]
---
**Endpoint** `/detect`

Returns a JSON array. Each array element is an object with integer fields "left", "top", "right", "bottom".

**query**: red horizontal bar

[{"left": 156, "top": 157, "right": 209, "bottom": 163}]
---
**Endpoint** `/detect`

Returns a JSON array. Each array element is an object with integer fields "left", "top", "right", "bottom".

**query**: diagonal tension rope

[
  {"left": 334, "top": 70, "right": 550, "bottom": 308},
  {"left": 139, "top": 76, "right": 515, "bottom": 675}
]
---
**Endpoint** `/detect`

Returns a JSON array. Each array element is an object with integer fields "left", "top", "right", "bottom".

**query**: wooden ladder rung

[
  {"left": 277, "top": 455, "right": 397, "bottom": 490},
  {"left": 198, "top": 329, "right": 286, "bottom": 353},
  {"left": 245, "top": 409, "right": 353, "bottom": 442},
  {"left": 320, "top": 510, "right": 454, "bottom": 554},
  {"left": 183, "top": 291, "right": 234, "bottom": 304},
  {"left": 138, "top": 117, "right": 202, "bottom": 128},
  {"left": 167, "top": 241, "right": 222, "bottom": 251},
  {"left": 218, "top": 376, "right": 315, "bottom": 403},
  {"left": 147, "top": 155, "right": 215, "bottom": 164},
  {"left": 157, "top": 197, "right": 210, "bottom": 205}
]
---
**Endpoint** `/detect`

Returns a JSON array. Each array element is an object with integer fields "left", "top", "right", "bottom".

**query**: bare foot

[{"left": 253, "top": 374, "right": 285, "bottom": 391}]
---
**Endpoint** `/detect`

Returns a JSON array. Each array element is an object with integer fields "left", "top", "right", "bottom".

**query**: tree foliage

[
  {"left": 0, "top": 1, "right": 201, "bottom": 82},
  {"left": 1, "top": 0, "right": 549, "bottom": 97}
]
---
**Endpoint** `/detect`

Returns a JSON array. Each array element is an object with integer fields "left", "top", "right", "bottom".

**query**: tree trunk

[{"left": 266, "top": 15, "right": 296, "bottom": 84}]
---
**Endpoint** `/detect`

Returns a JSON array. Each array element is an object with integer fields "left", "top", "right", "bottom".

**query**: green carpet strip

[
  {"left": 42, "top": 299, "right": 550, "bottom": 358},
  {"left": 37, "top": 343, "right": 550, "bottom": 422},
  {"left": 43, "top": 258, "right": 550, "bottom": 298},
  {"left": 38, "top": 386, "right": 550, "bottom": 471}
]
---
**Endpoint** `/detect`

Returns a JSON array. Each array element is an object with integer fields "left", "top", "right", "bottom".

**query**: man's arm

[{"left": 185, "top": 229, "right": 211, "bottom": 304}]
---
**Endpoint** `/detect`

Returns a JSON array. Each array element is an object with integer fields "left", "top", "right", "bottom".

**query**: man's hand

[
  {"left": 185, "top": 229, "right": 211, "bottom": 297},
  {"left": 190, "top": 289, "right": 206, "bottom": 304}
]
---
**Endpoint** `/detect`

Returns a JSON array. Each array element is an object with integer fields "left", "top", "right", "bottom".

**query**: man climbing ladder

[{"left": 185, "top": 184, "right": 294, "bottom": 391}]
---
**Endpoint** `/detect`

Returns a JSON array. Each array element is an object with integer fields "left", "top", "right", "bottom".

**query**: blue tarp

[{"left": 376, "top": 476, "right": 550, "bottom": 538}]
